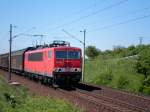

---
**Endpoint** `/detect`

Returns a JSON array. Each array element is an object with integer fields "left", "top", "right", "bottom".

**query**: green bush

[
  {"left": 85, "top": 59, "right": 145, "bottom": 94},
  {"left": 143, "top": 75, "right": 150, "bottom": 86},
  {"left": 142, "top": 86, "right": 150, "bottom": 95},
  {"left": 94, "top": 71, "right": 113, "bottom": 85},
  {"left": 139, "top": 76, "right": 150, "bottom": 95},
  {"left": 116, "top": 75, "right": 129, "bottom": 89},
  {"left": 136, "top": 47, "right": 150, "bottom": 77},
  {"left": 85, "top": 46, "right": 99, "bottom": 59}
]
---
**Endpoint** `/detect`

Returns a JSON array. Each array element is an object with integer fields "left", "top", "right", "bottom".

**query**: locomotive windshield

[
  {"left": 56, "top": 51, "right": 67, "bottom": 59},
  {"left": 68, "top": 51, "right": 80, "bottom": 59},
  {"left": 56, "top": 51, "right": 80, "bottom": 59}
]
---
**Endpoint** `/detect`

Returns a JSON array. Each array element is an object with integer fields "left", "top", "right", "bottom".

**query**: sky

[{"left": 0, "top": 0, "right": 150, "bottom": 53}]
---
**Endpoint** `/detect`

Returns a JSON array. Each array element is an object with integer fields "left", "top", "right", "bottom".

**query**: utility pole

[
  {"left": 8, "top": 24, "right": 17, "bottom": 82},
  {"left": 80, "top": 29, "right": 86, "bottom": 82},
  {"left": 9, "top": 24, "right": 12, "bottom": 82},
  {"left": 8, "top": 26, "right": 35, "bottom": 82}
]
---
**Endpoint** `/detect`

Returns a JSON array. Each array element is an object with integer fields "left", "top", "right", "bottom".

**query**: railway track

[
  {"left": 76, "top": 83, "right": 150, "bottom": 112},
  {"left": 58, "top": 88, "right": 130, "bottom": 112},
  {"left": 0, "top": 69, "right": 150, "bottom": 112},
  {"left": 74, "top": 88, "right": 148, "bottom": 112}
]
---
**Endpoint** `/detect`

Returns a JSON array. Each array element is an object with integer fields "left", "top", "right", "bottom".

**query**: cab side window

[
  {"left": 48, "top": 51, "right": 52, "bottom": 59},
  {"left": 28, "top": 52, "right": 43, "bottom": 61}
]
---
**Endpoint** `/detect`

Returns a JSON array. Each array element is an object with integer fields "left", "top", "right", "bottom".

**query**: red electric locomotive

[
  {"left": 24, "top": 40, "right": 82, "bottom": 86},
  {"left": 0, "top": 40, "right": 82, "bottom": 87}
]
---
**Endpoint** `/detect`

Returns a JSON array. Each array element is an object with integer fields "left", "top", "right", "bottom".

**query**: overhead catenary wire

[
  {"left": 37, "top": 0, "right": 105, "bottom": 33},
  {"left": 59, "top": 0, "right": 105, "bottom": 21},
  {"left": 13, "top": 27, "right": 36, "bottom": 39},
  {"left": 55, "top": 6, "right": 150, "bottom": 37},
  {"left": 50, "top": 0, "right": 129, "bottom": 31},
  {"left": 85, "top": 5, "right": 150, "bottom": 27},
  {"left": 66, "top": 5, "right": 150, "bottom": 33},
  {"left": 89, "top": 14, "right": 150, "bottom": 33},
  {"left": 62, "top": 29, "right": 84, "bottom": 44}
]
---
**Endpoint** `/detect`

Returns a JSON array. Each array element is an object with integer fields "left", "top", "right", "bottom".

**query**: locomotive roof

[
  {"left": 25, "top": 40, "right": 80, "bottom": 52},
  {"left": 26, "top": 46, "right": 81, "bottom": 53},
  {"left": 53, "top": 46, "right": 81, "bottom": 49},
  {"left": 0, "top": 41, "right": 81, "bottom": 56}
]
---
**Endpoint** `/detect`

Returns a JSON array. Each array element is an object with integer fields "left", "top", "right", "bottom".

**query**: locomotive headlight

[
  {"left": 70, "top": 68, "right": 81, "bottom": 72},
  {"left": 58, "top": 68, "right": 61, "bottom": 72},
  {"left": 55, "top": 68, "right": 65, "bottom": 72},
  {"left": 75, "top": 69, "right": 77, "bottom": 72}
]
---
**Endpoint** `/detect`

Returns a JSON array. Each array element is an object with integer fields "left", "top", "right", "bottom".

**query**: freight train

[{"left": 0, "top": 40, "right": 82, "bottom": 86}]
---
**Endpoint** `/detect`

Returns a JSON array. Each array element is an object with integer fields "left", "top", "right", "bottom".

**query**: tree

[
  {"left": 136, "top": 47, "right": 150, "bottom": 77},
  {"left": 85, "top": 46, "right": 99, "bottom": 59},
  {"left": 113, "top": 45, "right": 126, "bottom": 57},
  {"left": 126, "top": 45, "right": 137, "bottom": 56}
]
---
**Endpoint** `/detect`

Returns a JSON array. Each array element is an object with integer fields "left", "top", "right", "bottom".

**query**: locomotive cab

[{"left": 53, "top": 47, "right": 82, "bottom": 86}]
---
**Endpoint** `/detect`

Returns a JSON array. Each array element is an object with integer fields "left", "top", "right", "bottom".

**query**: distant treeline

[{"left": 85, "top": 44, "right": 150, "bottom": 59}]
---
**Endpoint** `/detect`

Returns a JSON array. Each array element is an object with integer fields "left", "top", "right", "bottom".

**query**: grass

[
  {"left": 85, "top": 58, "right": 145, "bottom": 94},
  {"left": 0, "top": 75, "right": 82, "bottom": 112},
  {"left": 5, "top": 97, "right": 81, "bottom": 112}
]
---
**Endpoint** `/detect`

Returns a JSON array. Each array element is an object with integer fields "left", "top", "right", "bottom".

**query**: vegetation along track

[{"left": 0, "top": 69, "right": 150, "bottom": 112}]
